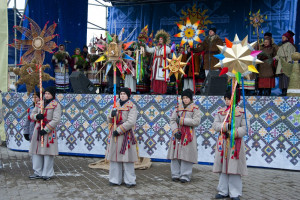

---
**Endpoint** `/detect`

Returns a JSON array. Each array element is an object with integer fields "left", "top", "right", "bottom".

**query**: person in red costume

[{"left": 145, "top": 30, "right": 171, "bottom": 94}]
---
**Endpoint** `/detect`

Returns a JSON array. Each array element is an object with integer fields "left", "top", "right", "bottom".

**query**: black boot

[{"left": 281, "top": 88, "right": 287, "bottom": 96}]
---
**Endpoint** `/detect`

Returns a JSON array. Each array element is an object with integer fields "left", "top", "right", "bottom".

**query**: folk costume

[
  {"left": 29, "top": 86, "right": 62, "bottom": 180},
  {"left": 106, "top": 88, "right": 138, "bottom": 187},
  {"left": 167, "top": 89, "right": 201, "bottom": 182},
  {"left": 182, "top": 47, "right": 201, "bottom": 92},
  {"left": 71, "top": 48, "right": 88, "bottom": 72},
  {"left": 51, "top": 45, "right": 71, "bottom": 92},
  {"left": 193, "top": 27, "right": 223, "bottom": 76},
  {"left": 212, "top": 92, "right": 248, "bottom": 199},
  {"left": 275, "top": 31, "right": 296, "bottom": 96},
  {"left": 23, "top": 92, "right": 41, "bottom": 142},
  {"left": 145, "top": 30, "right": 171, "bottom": 94},
  {"left": 86, "top": 50, "right": 101, "bottom": 86},
  {"left": 257, "top": 38, "right": 277, "bottom": 96}
]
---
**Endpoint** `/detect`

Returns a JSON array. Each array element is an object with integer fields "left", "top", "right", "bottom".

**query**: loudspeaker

[
  {"left": 69, "top": 72, "right": 97, "bottom": 94},
  {"left": 201, "top": 71, "right": 228, "bottom": 96}
]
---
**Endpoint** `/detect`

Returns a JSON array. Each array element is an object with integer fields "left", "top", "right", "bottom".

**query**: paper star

[
  {"left": 174, "top": 17, "right": 204, "bottom": 47},
  {"left": 214, "top": 34, "right": 263, "bottom": 76},
  {"left": 164, "top": 54, "right": 186, "bottom": 80}
]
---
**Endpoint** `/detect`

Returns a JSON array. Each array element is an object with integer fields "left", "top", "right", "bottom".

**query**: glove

[
  {"left": 36, "top": 113, "right": 44, "bottom": 120},
  {"left": 24, "top": 134, "right": 30, "bottom": 141},
  {"left": 111, "top": 109, "right": 117, "bottom": 117},
  {"left": 113, "top": 130, "right": 119, "bottom": 137},
  {"left": 176, "top": 116, "right": 180, "bottom": 125},
  {"left": 225, "top": 132, "right": 229, "bottom": 139},
  {"left": 227, "top": 123, "right": 231, "bottom": 131},
  {"left": 174, "top": 132, "right": 182, "bottom": 140},
  {"left": 39, "top": 129, "right": 47, "bottom": 136}
]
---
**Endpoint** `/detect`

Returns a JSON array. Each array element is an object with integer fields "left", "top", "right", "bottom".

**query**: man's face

[
  {"left": 264, "top": 39, "right": 271, "bottom": 46},
  {"left": 83, "top": 47, "right": 88, "bottom": 53},
  {"left": 59, "top": 45, "right": 64, "bottom": 51},
  {"left": 282, "top": 36, "right": 288, "bottom": 42},
  {"left": 209, "top": 30, "right": 215, "bottom": 36},
  {"left": 120, "top": 92, "right": 128, "bottom": 101},
  {"left": 75, "top": 49, "right": 80, "bottom": 55}
]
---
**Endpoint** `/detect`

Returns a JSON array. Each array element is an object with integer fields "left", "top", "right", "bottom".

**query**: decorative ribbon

[
  {"left": 164, "top": 44, "right": 166, "bottom": 81},
  {"left": 191, "top": 50, "right": 195, "bottom": 94},
  {"left": 241, "top": 77, "right": 249, "bottom": 135}
]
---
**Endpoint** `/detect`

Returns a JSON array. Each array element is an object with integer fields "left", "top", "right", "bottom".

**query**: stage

[{"left": 2, "top": 93, "right": 300, "bottom": 170}]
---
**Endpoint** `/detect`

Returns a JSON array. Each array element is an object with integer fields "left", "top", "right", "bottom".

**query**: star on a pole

[
  {"left": 164, "top": 54, "right": 186, "bottom": 80},
  {"left": 213, "top": 34, "right": 263, "bottom": 77}
]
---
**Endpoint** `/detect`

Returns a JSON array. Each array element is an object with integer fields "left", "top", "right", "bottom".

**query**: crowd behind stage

[{"left": 51, "top": 28, "right": 298, "bottom": 96}]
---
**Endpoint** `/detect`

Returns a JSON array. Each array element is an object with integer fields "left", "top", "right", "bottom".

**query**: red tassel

[
  {"left": 128, "top": 144, "right": 130, "bottom": 149},
  {"left": 47, "top": 143, "right": 50, "bottom": 148},
  {"left": 184, "top": 74, "right": 188, "bottom": 78}
]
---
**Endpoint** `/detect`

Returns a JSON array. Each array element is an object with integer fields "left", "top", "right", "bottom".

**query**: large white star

[{"left": 214, "top": 34, "right": 263, "bottom": 77}]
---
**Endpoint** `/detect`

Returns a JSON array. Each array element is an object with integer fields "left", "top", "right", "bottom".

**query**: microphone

[{"left": 64, "top": 40, "right": 71, "bottom": 43}]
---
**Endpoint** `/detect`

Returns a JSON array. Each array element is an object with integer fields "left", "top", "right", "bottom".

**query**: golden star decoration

[
  {"left": 174, "top": 17, "right": 204, "bottom": 47},
  {"left": 11, "top": 59, "right": 55, "bottom": 95},
  {"left": 214, "top": 34, "right": 263, "bottom": 77},
  {"left": 164, "top": 54, "right": 186, "bottom": 80},
  {"left": 249, "top": 10, "right": 265, "bottom": 28},
  {"left": 9, "top": 16, "right": 58, "bottom": 65}
]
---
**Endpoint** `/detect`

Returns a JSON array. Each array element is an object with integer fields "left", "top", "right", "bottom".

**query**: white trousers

[
  {"left": 170, "top": 159, "right": 193, "bottom": 181},
  {"left": 32, "top": 154, "right": 55, "bottom": 177},
  {"left": 183, "top": 78, "right": 194, "bottom": 92},
  {"left": 109, "top": 161, "right": 136, "bottom": 185},
  {"left": 217, "top": 173, "right": 243, "bottom": 198},
  {"left": 205, "top": 70, "right": 209, "bottom": 76}
]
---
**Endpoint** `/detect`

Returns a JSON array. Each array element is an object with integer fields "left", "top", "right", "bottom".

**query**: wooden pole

[{"left": 39, "top": 64, "right": 44, "bottom": 148}]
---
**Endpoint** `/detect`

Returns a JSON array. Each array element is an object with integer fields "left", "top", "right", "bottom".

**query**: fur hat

[
  {"left": 209, "top": 27, "right": 217, "bottom": 34},
  {"left": 264, "top": 32, "right": 272, "bottom": 38},
  {"left": 119, "top": 87, "right": 131, "bottom": 99},
  {"left": 224, "top": 90, "right": 232, "bottom": 100},
  {"left": 181, "top": 89, "right": 193, "bottom": 101},
  {"left": 44, "top": 86, "right": 56, "bottom": 99},
  {"left": 224, "top": 87, "right": 241, "bottom": 105}
]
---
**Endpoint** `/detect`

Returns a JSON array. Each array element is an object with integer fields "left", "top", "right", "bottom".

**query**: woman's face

[
  {"left": 159, "top": 37, "right": 164, "bottom": 44},
  {"left": 33, "top": 95, "right": 40, "bottom": 103},
  {"left": 44, "top": 91, "right": 53, "bottom": 100},
  {"left": 182, "top": 96, "right": 191, "bottom": 105},
  {"left": 120, "top": 92, "right": 128, "bottom": 101},
  {"left": 75, "top": 49, "right": 80, "bottom": 55},
  {"left": 225, "top": 97, "right": 231, "bottom": 106}
]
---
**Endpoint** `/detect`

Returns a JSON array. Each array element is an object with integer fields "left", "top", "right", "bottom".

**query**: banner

[{"left": 2, "top": 93, "right": 300, "bottom": 170}]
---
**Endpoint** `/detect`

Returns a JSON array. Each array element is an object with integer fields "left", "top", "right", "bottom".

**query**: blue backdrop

[
  {"left": 107, "top": 0, "right": 299, "bottom": 49},
  {"left": 7, "top": 0, "right": 88, "bottom": 92}
]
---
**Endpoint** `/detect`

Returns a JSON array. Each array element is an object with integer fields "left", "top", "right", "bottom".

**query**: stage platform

[{"left": 1, "top": 92, "right": 300, "bottom": 170}]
